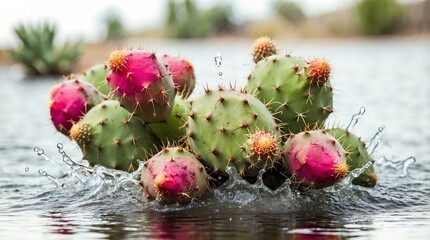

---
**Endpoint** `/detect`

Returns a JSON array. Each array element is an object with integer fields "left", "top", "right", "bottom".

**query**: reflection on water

[{"left": 0, "top": 39, "right": 430, "bottom": 239}]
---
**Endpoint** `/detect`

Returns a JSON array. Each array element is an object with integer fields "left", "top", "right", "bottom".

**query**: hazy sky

[{"left": 0, "top": 0, "right": 418, "bottom": 48}]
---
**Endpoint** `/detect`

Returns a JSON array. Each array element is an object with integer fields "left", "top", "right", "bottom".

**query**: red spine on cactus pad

[
  {"left": 106, "top": 50, "right": 175, "bottom": 123},
  {"left": 49, "top": 79, "right": 103, "bottom": 136},
  {"left": 140, "top": 147, "right": 209, "bottom": 204},
  {"left": 161, "top": 54, "right": 196, "bottom": 98},
  {"left": 283, "top": 130, "right": 349, "bottom": 189},
  {"left": 307, "top": 58, "right": 331, "bottom": 85}
]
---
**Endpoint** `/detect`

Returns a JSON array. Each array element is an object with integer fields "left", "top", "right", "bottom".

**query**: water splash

[
  {"left": 376, "top": 156, "right": 416, "bottom": 178},
  {"left": 38, "top": 169, "right": 64, "bottom": 188},
  {"left": 34, "top": 143, "right": 144, "bottom": 197},
  {"left": 326, "top": 161, "right": 374, "bottom": 192},
  {"left": 367, "top": 125, "right": 385, "bottom": 155},
  {"left": 56, "top": 143, "right": 93, "bottom": 183},
  {"left": 31, "top": 141, "right": 419, "bottom": 213},
  {"left": 346, "top": 106, "right": 366, "bottom": 131},
  {"left": 33, "top": 146, "right": 63, "bottom": 166}
]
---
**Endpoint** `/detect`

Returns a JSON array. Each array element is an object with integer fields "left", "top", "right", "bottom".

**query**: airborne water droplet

[
  {"left": 346, "top": 106, "right": 366, "bottom": 131},
  {"left": 214, "top": 52, "right": 223, "bottom": 81},
  {"left": 214, "top": 52, "right": 222, "bottom": 67},
  {"left": 25, "top": 167, "right": 29, "bottom": 172},
  {"left": 38, "top": 169, "right": 63, "bottom": 188},
  {"left": 368, "top": 125, "right": 385, "bottom": 155}
]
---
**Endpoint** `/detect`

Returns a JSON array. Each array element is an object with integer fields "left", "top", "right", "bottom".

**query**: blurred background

[
  {"left": 0, "top": 0, "right": 429, "bottom": 73},
  {"left": 1, "top": 1, "right": 429, "bottom": 239}
]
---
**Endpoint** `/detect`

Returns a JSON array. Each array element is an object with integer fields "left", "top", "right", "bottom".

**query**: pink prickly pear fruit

[
  {"left": 106, "top": 50, "right": 175, "bottom": 123},
  {"left": 252, "top": 36, "right": 278, "bottom": 63},
  {"left": 49, "top": 78, "right": 104, "bottom": 136},
  {"left": 307, "top": 58, "right": 331, "bottom": 85},
  {"left": 140, "top": 147, "right": 210, "bottom": 204},
  {"left": 161, "top": 54, "right": 196, "bottom": 98},
  {"left": 283, "top": 130, "right": 349, "bottom": 189}
]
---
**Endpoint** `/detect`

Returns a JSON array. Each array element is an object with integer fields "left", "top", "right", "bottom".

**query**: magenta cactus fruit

[
  {"left": 140, "top": 147, "right": 210, "bottom": 204},
  {"left": 161, "top": 54, "right": 196, "bottom": 98},
  {"left": 283, "top": 130, "right": 349, "bottom": 189},
  {"left": 49, "top": 78, "right": 104, "bottom": 136},
  {"left": 252, "top": 36, "right": 278, "bottom": 63},
  {"left": 106, "top": 50, "right": 175, "bottom": 123}
]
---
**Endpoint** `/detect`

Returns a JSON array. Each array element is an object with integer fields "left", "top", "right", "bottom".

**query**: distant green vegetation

[
  {"left": 9, "top": 23, "right": 83, "bottom": 76},
  {"left": 103, "top": 11, "right": 127, "bottom": 41},
  {"left": 356, "top": 0, "right": 406, "bottom": 35},
  {"left": 273, "top": 0, "right": 305, "bottom": 24},
  {"left": 166, "top": 0, "right": 234, "bottom": 38}
]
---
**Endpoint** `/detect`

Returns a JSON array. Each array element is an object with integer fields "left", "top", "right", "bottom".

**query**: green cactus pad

[
  {"left": 328, "top": 128, "right": 377, "bottom": 187},
  {"left": 81, "top": 64, "right": 114, "bottom": 98},
  {"left": 70, "top": 100, "right": 160, "bottom": 172},
  {"left": 186, "top": 88, "right": 281, "bottom": 177},
  {"left": 245, "top": 55, "right": 333, "bottom": 135},
  {"left": 147, "top": 95, "right": 191, "bottom": 144}
]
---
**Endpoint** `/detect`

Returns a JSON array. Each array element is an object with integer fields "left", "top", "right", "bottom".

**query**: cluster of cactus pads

[{"left": 48, "top": 36, "right": 378, "bottom": 204}]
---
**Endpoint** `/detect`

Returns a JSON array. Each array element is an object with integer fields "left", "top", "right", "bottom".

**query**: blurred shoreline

[
  {"left": 1, "top": 34, "right": 429, "bottom": 72},
  {"left": 2, "top": 0, "right": 429, "bottom": 72}
]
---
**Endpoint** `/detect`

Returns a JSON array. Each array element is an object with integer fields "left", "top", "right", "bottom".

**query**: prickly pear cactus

[
  {"left": 81, "top": 64, "right": 113, "bottom": 98},
  {"left": 187, "top": 88, "right": 282, "bottom": 177},
  {"left": 161, "top": 54, "right": 196, "bottom": 98},
  {"left": 245, "top": 55, "right": 333, "bottom": 135},
  {"left": 147, "top": 95, "right": 191, "bottom": 144},
  {"left": 252, "top": 36, "right": 278, "bottom": 63},
  {"left": 328, "top": 128, "right": 377, "bottom": 187},
  {"left": 70, "top": 100, "right": 160, "bottom": 172},
  {"left": 106, "top": 50, "right": 175, "bottom": 123},
  {"left": 49, "top": 78, "right": 104, "bottom": 136},
  {"left": 140, "top": 147, "right": 210, "bottom": 204},
  {"left": 283, "top": 130, "right": 349, "bottom": 189}
]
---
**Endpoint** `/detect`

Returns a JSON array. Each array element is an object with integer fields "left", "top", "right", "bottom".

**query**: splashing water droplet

[
  {"left": 25, "top": 167, "right": 29, "bottom": 172},
  {"left": 375, "top": 155, "right": 416, "bottom": 178},
  {"left": 33, "top": 147, "right": 45, "bottom": 156},
  {"left": 214, "top": 52, "right": 222, "bottom": 67},
  {"left": 401, "top": 156, "right": 416, "bottom": 177},
  {"left": 34, "top": 146, "right": 62, "bottom": 166},
  {"left": 346, "top": 106, "right": 366, "bottom": 131},
  {"left": 38, "top": 169, "right": 63, "bottom": 188},
  {"left": 367, "top": 125, "right": 385, "bottom": 155},
  {"left": 214, "top": 52, "right": 223, "bottom": 81},
  {"left": 326, "top": 161, "right": 374, "bottom": 193}
]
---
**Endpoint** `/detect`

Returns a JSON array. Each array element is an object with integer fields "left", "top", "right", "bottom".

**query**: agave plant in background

[{"left": 8, "top": 22, "right": 83, "bottom": 76}]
